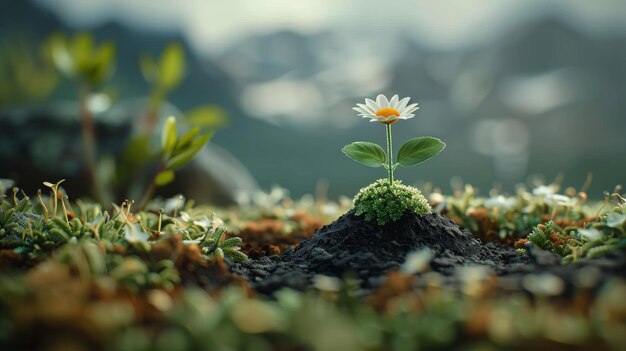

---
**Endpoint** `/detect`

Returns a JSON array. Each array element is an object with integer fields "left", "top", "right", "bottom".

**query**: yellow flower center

[
  {"left": 375, "top": 107, "right": 400, "bottom": 124},
  {"left": 375, "top": 107, "right": 400, "bottom": 118}
]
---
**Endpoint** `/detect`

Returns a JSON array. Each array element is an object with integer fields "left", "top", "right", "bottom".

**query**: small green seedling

[
  {"left": 344, "top": 94, "right": 446, "bottom": 224},
  {"left": 198, "top": 227, "right": 248, "bottom": 263},
  {"left": 138, "top": 116, "right": 213, "bottom": 209}
]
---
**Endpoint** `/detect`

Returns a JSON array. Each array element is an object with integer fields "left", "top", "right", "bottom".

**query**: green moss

[{"left": 354, "top": 179, "right": 431, "bottom": 225}]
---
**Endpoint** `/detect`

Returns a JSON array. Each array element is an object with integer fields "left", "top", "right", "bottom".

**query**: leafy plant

[
  {"left": 138, "top": 116, "right": 213, "bottom": 209},
  {"left": 526, "top": 194, "right": 626, "bottom": 262},
  {"left": 345, "top": 94, "right": 445, "bottom": 184},
  {"left": 140, "top": 42, "right": 186, "bottom": 131},
  {"left": 527, "top": 221, "right": 572, "bottom": 257},
  {"left": 48, "top": 32, "right": 115, "bottom": 86},
  {"left": 0, "top": 38, "right": 58, "bottom": 106},
  {"left": 192, "top": 227, "right": 248, "bottom": 262},
  {"left": 0, "top": 182, "right": 246, "bottom": 271},
  {"left": 47, "top": 32, "right": 117, "bottom": 204},
  {"left": 24, "top": 34, "right": 226, "bottom": 206},
  {"left": 429, "top": 178, "right": 594, "bottom": 242},
  {"left": 344, "top": 94, "right": 444, "bottom": 224}
]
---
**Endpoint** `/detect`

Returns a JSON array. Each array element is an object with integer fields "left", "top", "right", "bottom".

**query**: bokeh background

[{"left": 1, "top": 0, "right": 625, "bottom": 201}]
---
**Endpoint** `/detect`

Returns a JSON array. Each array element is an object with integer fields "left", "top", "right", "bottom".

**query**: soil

[{"left": 232, "top": 210, "right": 625, "bottom": 296}]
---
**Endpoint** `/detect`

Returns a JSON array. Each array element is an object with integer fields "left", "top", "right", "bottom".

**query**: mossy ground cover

[{"left": 1, "top": 180, "right": 625, "bottom": 351}]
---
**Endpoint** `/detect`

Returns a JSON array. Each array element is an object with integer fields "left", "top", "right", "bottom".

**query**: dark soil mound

[
  {"left": 232, "top": 210, "right": 527, "bottom": 294},
  {"left": 232, "top": 210, "right": 626, "bottom": 296}
]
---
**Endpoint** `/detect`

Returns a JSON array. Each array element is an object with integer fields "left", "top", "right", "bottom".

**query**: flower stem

[
  {"left": 137, "top": 163, "right": 165, "bottom": 211},
  {"left": 386, "top": 123, "right": 393, "bottom": 185},
  {"left": 79, "top": 84, "right": 107, "bottom": 205}
]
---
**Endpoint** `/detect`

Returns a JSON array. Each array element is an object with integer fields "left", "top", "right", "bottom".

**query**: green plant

[
  {"left": 527, "top": 221, "right": 573, "bottom": 257},
  {"left": 48, "top": 32, "right": 116, "bottom": 204},
  {"left": 138, "top": 42, "right": 195, "bottom": 136},
  {"left": 0, "top": 38, "right": 58, "bottom": 106},
  {"left": 354, "top": 179, "right": 431, "bottom": 225},
  {"left": 344, "top": 94, "right": 445, "bottom": 185},
  {"left": 343, "top": 94, "right": 444, "bottom": 224},
  {"left": 0, "top": 182, "right": 246, "bottom": 267},
  {"left": 526, "top": 195, "right": 626, "bottom": 262},
  {"left": 138, "top": 116, "right": 213, "bottom": 209},
  {"left": 39, "top": 35, "right": 224, "bottom": 206},
  {"left": 116, "top": 42, "right": 227, "bottom": 204},
  {"left": 193, "top": 227, "right": 248, "bottom": 262}
]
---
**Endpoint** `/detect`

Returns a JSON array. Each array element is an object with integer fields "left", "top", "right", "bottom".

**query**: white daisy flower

[{"left": 353, "top": 94, "right": 419, "bottom": 125}]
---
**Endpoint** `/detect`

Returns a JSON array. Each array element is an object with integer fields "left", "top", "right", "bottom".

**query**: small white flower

[
  {"left": 546, "top": 194, "right": 576, "bottom": 207},
  {"left": 532, "top": 185, "right": 557, "bottom": 197},
  {"left": 429, "top": 192, "right": 445, "bottom": 204},
  {"left": 312, "top": 275, "right": 342, "bottom": 292},
  {"left": 124, "top": 223, "right": 150, "bottom": 243},
  {"left": 353, "top": 94, "right": 419, "bottom": 125},
  {"left": 484, "top": 195, "right": 516, "bottom": 209},
  {"left": 193, "top": 216, "right": 212, "bottom": 230},
  {"left": 180, "top": 211, "right": 191, "bottom": 222},
  {"left": 578, "top": 228, "right": 603, "bottom": 241},
  {"left": 401, "top": 248, "right": 434, "bottom": 275}
]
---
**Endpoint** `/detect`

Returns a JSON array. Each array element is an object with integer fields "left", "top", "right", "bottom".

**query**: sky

[{"left": 35, "top": 0, "right": 626, "bottom": 56}]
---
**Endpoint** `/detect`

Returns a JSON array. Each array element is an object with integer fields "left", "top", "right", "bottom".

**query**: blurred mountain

[
  {"left": 210, "top": 16, "right": 626, "bottom": 198},
  {"left": 2, "top": 1, "right": 625, "bottom": 199}
]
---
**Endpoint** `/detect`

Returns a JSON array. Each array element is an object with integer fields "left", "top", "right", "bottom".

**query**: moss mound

[{"left": 354, "top": 179, "right": 431, "bottom": 225}]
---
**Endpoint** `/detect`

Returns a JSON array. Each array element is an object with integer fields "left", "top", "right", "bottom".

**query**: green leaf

[
  {"left": 166, "top": 132, "right": 213, "bottom": 170},
  {"left": 48, "top": 33, "right": 75, "bottom": 78},
  {"left": 161, "top": 116, "right": 177, "bottom": 157},
  {"left": 71, "top": 32, "right": 94, "bottom": 69},
  {"left": 159, "top": 43, "right": 184, "bottom": 90},
  {"left": 397, "top": 136, "right": 446, "bottom": 167},
  {"left": 213, "top": 228, "right": 226, "bottom": 244},
  {"left": 185, "top": 105, "right": 228, "bottom": 128},
  {"left": 220, "top": 237, "right": 242, "bottom": 249},
  {"left": 226, "top": 249, "right": 249, "bottom": 262},
  {"left": 341, "top": 142, "right": 386, "bottom": 167},
  {"left": 139, "top": 54, "right": 159, "bottom": 83},
  {"left": 177, "top": 127, "right": 200, "bottom": 151},
  {"left": 88, "top": 41, "right": 115, "bottom": 86},
  {"left": 83, "top": 41, "right": 115, "bottom": 86},
  {"left": 154, "top": 170, "right": 175, "bottom": 186}
]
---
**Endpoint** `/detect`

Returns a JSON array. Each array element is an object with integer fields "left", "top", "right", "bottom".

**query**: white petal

[
  {"left": 365, "top": 98, "right": 378, "bottom": 112},
  {"left": 396, "top": 97, "right": 410, "bottom": 111},
  {"left": 389, "top": 94, "right": 399, "bottom": 108},
  {"left": 404, "top": 106, "right": 419, "bottom": 115},
  {"left": 353, "top": 107, "right": 371, "bottom": 116},
  {"left": 401, "top": 103, "right": 418, "bottom": 113},
  {"left": 376, "top": 94, "right": 389, "bottom": 108},
  {"left": 356, "top": 103, "right": 375, "bottom": 115}
]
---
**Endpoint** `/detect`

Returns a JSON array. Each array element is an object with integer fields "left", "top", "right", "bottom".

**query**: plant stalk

[
  {"left": 137, "top": 163, "right": 165, "bottom": 211},
  {"left": 79, "top": 85, "right": 106, "bottom": 204},
  {"left": 386, "top": 123, "right": 394, "bottom": 185}
]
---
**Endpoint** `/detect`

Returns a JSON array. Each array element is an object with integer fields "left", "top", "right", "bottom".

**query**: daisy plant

[
  {"left": 343, "top": 94, "right": 446, "bottom": 224},
  {"left": 345, "top": 94, "right": 445, "bottom": 184}
]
